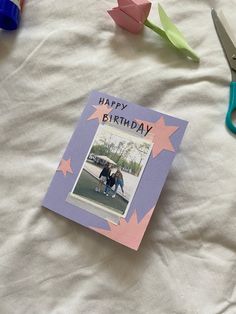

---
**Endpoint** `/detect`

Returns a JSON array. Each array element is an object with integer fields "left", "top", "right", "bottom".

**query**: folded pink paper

[
  {"left": 107, "top": 1, "right": 199, "bottom": 61},
  {"left": 108, "top": 0, "right": 151, "bottom": 33}
]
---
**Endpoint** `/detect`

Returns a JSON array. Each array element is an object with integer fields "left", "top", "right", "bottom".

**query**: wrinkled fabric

[{"left": 0, "top": 0, "right": 236, "bottom": 313}]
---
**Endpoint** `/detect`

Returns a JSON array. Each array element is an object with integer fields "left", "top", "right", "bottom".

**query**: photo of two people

[
  {"left": 67, "top": 124, "right": 152, "bottom": 222},
  {"left": 96, "top": 164, "right": 124, "bottom": 199}
]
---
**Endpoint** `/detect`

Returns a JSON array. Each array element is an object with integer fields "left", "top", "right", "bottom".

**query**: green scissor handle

[{"left": 226, "top": 82, "right": 236, "bottom": 134}]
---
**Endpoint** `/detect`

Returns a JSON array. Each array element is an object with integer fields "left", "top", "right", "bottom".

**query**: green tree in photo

[{"left": 90, "top": 136, "right": 150, "bottom": 177}]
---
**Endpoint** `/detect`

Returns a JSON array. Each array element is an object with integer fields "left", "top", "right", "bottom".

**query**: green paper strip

[
  {"left": 158, "top": 3, "right": 199, "bottom": 62},
  {"left": 144, "top": 4, "right": 199, "bottom": 62},
  {"left": 144, "top": 19, "right": 168, "bottom": 40}
]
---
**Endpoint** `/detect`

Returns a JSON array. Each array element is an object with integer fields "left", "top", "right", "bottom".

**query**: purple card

[{"left": 42, "top": 91, "right": 188, "bottom": 250}]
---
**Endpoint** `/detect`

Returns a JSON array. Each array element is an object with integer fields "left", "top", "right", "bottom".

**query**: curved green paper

[{"left": 158, "top": 4, "right": 199, "bottom": 62}]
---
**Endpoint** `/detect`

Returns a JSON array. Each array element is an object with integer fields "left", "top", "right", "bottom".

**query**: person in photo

[
  {"left": 96, "top": 163, "right": 111, "bottom": 192},
  {"left": 104, "top": 173, "right": 116, "bottom": 196},
  {"left": 112, "top": 169, "right": 125, "bottom": 198}
]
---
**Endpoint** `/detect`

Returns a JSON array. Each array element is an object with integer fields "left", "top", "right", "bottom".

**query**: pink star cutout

[
  {"left": 57, "top": 158, "right": 73, "bottom": 176},
  {"left": 92, "top": 207, "right": 155, "bottom": 250},
  {"left": 136, "top": 116, "right": 179, "bottom": 158},
  {"left": 87, "top": 101, "right": 113, "bottom": 123}
]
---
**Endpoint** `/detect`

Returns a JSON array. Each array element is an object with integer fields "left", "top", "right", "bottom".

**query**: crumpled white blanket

[{"left": 1, "top": 0, "right": 236, "bottom": 313}]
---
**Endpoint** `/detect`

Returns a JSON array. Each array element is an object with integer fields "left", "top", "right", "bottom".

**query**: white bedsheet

[{"left": 1, "top": 0, "right": 236, "bottom": 313}]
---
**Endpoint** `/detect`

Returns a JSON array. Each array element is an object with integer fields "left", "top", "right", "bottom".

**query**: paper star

[
  {"left": 136, "top": 116, "right": 179, "bottom": 158},
  {"left": 57, "top": 158, "right": 73, "bottom": 176},
  {"left": 87, "top": 101, "right": 113, "bottom": 123},
  {"left": 92, "top": 207, "right": 154, "bottom": 250}
]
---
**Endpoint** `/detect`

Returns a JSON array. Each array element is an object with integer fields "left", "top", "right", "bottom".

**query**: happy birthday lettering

[
  {"left": 99, "top": 97, "right": 127, "bottom": 110},
  {"left": 99, "top": 97, "right": 152, "bottom": 137}
]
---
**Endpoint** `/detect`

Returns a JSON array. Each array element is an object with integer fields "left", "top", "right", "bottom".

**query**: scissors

[{"left": 212, "top": 9, "right": 236, "bottom": 134}]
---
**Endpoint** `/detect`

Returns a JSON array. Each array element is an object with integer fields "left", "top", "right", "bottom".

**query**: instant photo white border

[{"left": 66, "top": 123, "right": 153, "bottom": 224}]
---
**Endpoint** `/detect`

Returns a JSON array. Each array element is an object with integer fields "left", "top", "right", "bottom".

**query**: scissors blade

[{"left": 212, "top": 9, "right": 236, "bottom": 74}]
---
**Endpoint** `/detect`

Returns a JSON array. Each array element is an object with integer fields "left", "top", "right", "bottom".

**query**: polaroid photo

[{"left": 67, "top": 124, "right": 153, "bottom": 224}]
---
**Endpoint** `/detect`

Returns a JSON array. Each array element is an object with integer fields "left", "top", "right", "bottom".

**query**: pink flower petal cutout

[
  {"left": 118, "top": 0, "right": 151, "bottom": 23},
  {"left": 108, "top": 7, "right": 143, "bottom": 33}
]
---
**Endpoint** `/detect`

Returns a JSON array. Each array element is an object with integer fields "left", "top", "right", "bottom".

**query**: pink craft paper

[
  {"left": 108, "top": 7, "right": 143, "bottom": 33},
  {"left": 57, "top": 159, "right": 73, "bottom": 176},
  {"left": 136, "top": 116, "right": 179, "bottom": 158},
  {"left": 118, "top": 0, "right": 151, "bottom": 24},
  {"left": 87, "top": 101, "right": 113, "bottom": 123},
  {"left": 92, "top": 207, "right": 155, "bottom": 250}
]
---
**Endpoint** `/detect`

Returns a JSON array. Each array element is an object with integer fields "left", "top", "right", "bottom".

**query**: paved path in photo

[
  {"left": 74, "top": 170, "right": 127, "bottom": 214},
  {"left": 84, "top": 161, "right": 140, "bottom": 201}
]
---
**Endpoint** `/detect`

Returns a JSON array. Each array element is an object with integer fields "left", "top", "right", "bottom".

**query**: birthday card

[{"left": 42, "top": 91, "right": 188, "bottom": 250}]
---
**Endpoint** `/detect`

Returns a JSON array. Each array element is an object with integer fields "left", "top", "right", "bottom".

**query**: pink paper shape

[
  {"left": 87, "top": 101, "right": 113, "bottom": 123},
  {"left": 108, "top": 8, "right": 143, "bottom": 33},
  {"left": 108, "top": 0, "right": 151, "bottom": 33},
  {"left": 136, "top": 116, "right": 179, "bottom": 158},
  {"left": 92, "top": 207, "right": 154, "bottom": 250},
  {"left": 57, "top": 159, "right": 73, "bottom": 176},
  {"left": 118, "top": 0, "right": 151, "bottom": 23}
]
